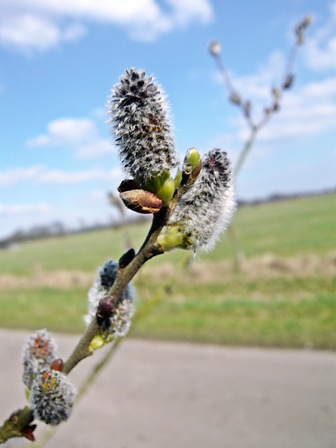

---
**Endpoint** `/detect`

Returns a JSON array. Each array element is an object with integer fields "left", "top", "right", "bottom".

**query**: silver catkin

[
  {"left": 30, "top": 369, "right": 76, "bottom": 425},
  {"left": 84, "top": 260, "right": 135, "bottom": 337},
  {"left": 22, "top": 329, "right": 58, "bottom": 389},
  {"left": 168, "top": 149, "right": 236, "bottom": 252},
  {"left": 109, "top": 68, "right": 179, "bottom": 182}
]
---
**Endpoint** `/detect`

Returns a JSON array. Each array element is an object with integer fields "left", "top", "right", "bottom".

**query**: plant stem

[
  {"left": 0, "top": 407, "right": 34, "bottom": 444},
  {"left": 62, "top": 206, "right": 169, "bottom": 376},
  {"left": 234, "top": 126, "right": 258, "bottom": 177}
]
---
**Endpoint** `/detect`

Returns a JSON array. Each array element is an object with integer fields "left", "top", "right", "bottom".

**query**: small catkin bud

[
  {"left": 295, "top": 15, "right": 312, "bottom": 45},
  {"left": 84, "top": 260, "right": 136, "bottom": 339},
  {"left": 109, "top": 68, "right": 179, "bottom": 182},
  {"left": 30, "top": 369, "right": 76, "bottom": 425},
  {"left": 162, "top": 149, "right": 236, "bottom": 252},
  {"left": 229, "top": 91, "right": 242, "bottom": 106},
  {"left": 22, "top": 329, "right": 58, "bottom": 389},
  {"left": 209, "top": 40, "right": 221, "bottom": 56},
  {"left": 282, "top": 73, "right": 295, "bottom": 90},
  {"left": 184, "top": 147, "right": 201, "bottom": 173}
]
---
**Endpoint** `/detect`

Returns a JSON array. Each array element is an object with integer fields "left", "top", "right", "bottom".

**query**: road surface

[{"left": 0, "top": 329, "right": 335, "bottom": 448}]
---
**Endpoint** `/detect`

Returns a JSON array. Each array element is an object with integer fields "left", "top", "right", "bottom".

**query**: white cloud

[
  {"left": 0, "top": 13, "right": 86, "bottom": 54},
  {"left": 211, "top": 4, "right": 336, "bottom": 135},
  {"left": 28, "top": 117, "right": 115, "bottom": 158},
  {"left": 217, "top": 49, "right": 336, "bottom": 144},
  {"left": 303, "top": 2, "right": 336, "bottom": 73},
  {"left": 28, "top": 117, "right": 97, "bottom": 146},
  {"left": 0, "top": 15, "right": 59, "bottom": 52},
  {"left": 254, "top": 77, "right": 336, "bottom": 142},
  {"left": 212, "top": 50, "right": 289, "bottom": 125},
  {"left": 0, "top": 165, "right": 45, "bottom": 187},
  {"left": 234, "top": 51, "right": 286, "bottom": 100},
  {"left": 62, "top": 23, "right": 86, "bottom": 41},
  {"left": 0, "top": 165, "right": 122, "bottom": 186},
  {"left": 0, "top": 0, "right": 213, "bottom": 53},
  {"left": 36, "top": 167, "right": 121, "bottom": 184},
  {"left": 84, "top": 188, "right": 116, "bottom": 208},
  {"left": 213, "top": 50, "right": 286, "bottom": 100},
  {"left": 166, "top": 0, "right": 212, "bottom": 26},
  {"left": 76, "top": 140, "right": 116, "bottom": 159},
  {"left": 0, "top": 203, "right": 52, "bottom": 216}
]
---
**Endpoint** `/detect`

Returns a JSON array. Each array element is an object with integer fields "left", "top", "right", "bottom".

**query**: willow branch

[
  {"left": 0, "top": 159, "right": 199, "bottom": 444},
  {"left": 0, "top": 407, "right": 34, "bottom": 444},
  {"left": 62, "top": 206, "right": 169, "bottom": 375}
]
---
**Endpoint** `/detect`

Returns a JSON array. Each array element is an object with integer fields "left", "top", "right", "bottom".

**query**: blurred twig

[
  {"left": 108, "top": 192, "right": 133, "bottom": 250},
  {"left": 209, "top": 15, "right": 312, "bottom": 269}
]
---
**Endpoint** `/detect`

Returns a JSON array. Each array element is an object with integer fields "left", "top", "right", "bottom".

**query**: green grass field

[{"left": 0, "top": 193, "right": 335, "bottom": 349}]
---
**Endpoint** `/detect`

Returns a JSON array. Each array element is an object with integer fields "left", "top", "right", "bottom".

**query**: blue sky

[{"left": 0, "top": 0, "right": 335, "bottom": 238}]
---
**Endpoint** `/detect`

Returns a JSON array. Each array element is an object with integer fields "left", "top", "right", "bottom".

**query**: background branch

[{"left": 209, "top": 15, "right": 311, "bottom": 269}]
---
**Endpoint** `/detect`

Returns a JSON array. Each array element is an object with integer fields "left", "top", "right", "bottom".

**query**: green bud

[
  {"left": 156, "top": 178, "right": 175, "bottom": 204},
  {"left": 158, "top": 169, "right": 171, "bottom": 185},
  {"left": 185, "top": 147, "right": 201, "bottom": 171},
  {"left": 142, "top": 170, "right": 169, "bottom": 193},
  {"left": 181, "top": 148, "right": 202, "bottom": 184},
  {"left": 157, "top": 225, "right": 189, "bottom": 252},
  {"left": 174, "top": 169, "right": 182, "bottom": 189},
  {"left": 89, "top": 333, "right": 110, "bottom": 352},
  {"left": 141, "top": 170, "right": 175, "bottom": 205}
]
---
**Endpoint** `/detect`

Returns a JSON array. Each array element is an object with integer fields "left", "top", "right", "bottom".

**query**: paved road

[{"left": 1, "top": 329, "right": 335, "bottom": 448}]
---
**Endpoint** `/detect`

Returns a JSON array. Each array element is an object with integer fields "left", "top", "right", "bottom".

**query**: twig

[{"left": 209, "top": 16, "right": 312, "bottom": 268}]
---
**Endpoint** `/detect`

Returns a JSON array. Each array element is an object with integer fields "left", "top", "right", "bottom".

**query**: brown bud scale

[
  {"left": 119, "top": 248, "right": 136, "bottom": 268},
  {"left": 118, "top": 179, "right": 140, "bottom": 193},
  {"left": 119, "top": 189, "right": 163, "bottom": 214}
]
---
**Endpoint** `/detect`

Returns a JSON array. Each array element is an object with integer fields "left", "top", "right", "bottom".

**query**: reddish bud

[
  {"left": 50, "top": 358, "right": 64, "bottom": 372},
  {"left": 21, "top": 424, "right": 37, "bottom": 442},
  {"left": 97, "top": 297, "right": 116, "bottom": 320}
]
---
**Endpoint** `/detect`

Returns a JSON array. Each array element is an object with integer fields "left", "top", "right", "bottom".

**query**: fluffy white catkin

[
  {"left": 29, "top": 369, "right": 76, "bottom": 425},
  {"left": 22, "top": 329, "right": 58, "bottom": 389},
  {"left": 84, "top": 260, "right": 135, "bottom": 338},
  {"left": 109, "top": 68, "right": 179, "bottom": 182},
  {"left": 168, "top": 148, "right": 236, "bottom": 251}
]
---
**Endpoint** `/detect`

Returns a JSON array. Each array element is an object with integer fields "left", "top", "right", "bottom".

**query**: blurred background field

[{"left": 0, "top": 193, "right": 335, "bottom": 350}]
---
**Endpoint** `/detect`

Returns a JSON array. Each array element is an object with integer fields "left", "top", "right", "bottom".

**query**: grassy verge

[
  {"left": 132, "top": 276, "right": 336, "bottom": 350},
  {"left": 1, "top": 272, "right": 335, "bottom": 350},
  {"left": 0, "top": 194, "right": 335, "bottom": 349},
  {"left": 0, "top": 288, "right": 87, "bottom": 333}
]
